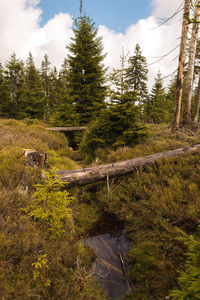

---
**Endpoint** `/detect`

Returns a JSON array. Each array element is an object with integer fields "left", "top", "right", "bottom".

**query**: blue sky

[
  {"left": 38, "top": 0, "right": 152, "bottom": 33},
  {"left": 0, "top": 0, "right": 182, "bottom": 88}
]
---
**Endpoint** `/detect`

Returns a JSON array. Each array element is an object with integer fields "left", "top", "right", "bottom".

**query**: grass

[
  {"left": 0, "top": 118, "right": 105, "bottom": 300},
  {"left": 89, "top": 124, "right": 200, "bottom": 165},
  {"left": 1, "top": 119, "right": 200, "bottom": 299}
]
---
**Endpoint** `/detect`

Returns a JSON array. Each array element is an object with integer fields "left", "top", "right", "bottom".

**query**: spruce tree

[
  {"left": 0, "top": 62, "right": 13, "bottom": 117},
  {"left": 125, "top": 43, "right": 149, "bottom": 105},
  {"left": 170, "top": 234, "right": 200, "bottom": 299},
  {"left": 4, "top": 52, "right": 25, "bottom": 118},
  {"left": 67, "top": 16, "right": 107, "bottom": 125},
  {"left": 146, "top": 72, "right": 167, "bottom": 123},
  {"left": 81, "top": 51, "right": 148, "bottom": 158},
  {"left": 40, "top": 54, "right": 51, "bottom": 119},
  {"left": 165, "top": 77, "right": 178, "bottom": 123},
  {"left": 52, "top": 59, "right": 77, "bottom": 127},
  {"left": 24, "top": 52, "right": 45, "bottom": 119},
  {"left": 52, "top": 60, "right": 79, "bottom": 148}
]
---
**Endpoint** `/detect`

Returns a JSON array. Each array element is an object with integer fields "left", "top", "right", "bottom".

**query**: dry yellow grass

[{"left": 0, "top": 118, "right": 79, "bottom": 170}]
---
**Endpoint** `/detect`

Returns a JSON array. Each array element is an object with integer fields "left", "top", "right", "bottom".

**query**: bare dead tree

[
  {"left": 193, "top": 73, "right": 200, "bottom": 123},
  {"left": 183, "top": 0, "right": 200, "bottom": 124},
  {"left": 172, "top": 0, "right": 191, "bottom": 132}
]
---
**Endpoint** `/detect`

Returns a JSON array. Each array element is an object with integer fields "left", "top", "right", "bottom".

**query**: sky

[
  {"left": 0, "top": 0, "right": 184, "bottom": 89},
  {"left": 38, "top": 0, "right": 152, "bottom": 33}
]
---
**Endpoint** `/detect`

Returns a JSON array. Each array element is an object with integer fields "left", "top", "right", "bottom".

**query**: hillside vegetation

[
  {"left": 1, "top": 119, "right": 200, "bottom": 299},
  {"left": 0, "top": 119, "right": 105, "bottom": 300}
]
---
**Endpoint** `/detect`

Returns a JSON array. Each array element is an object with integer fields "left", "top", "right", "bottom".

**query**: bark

[
  {"left": 45, "top": 126, "right": 87, "bottom": 132},
  {"left": 22, "top": 149, "right": 46, "bottom": 170},
  {"left": 172, "top": 0, "right": 191, "bottom": 132},
  {"left": 57, "top": 144, "right": 200, "bottom": 186},
  {"left": 193, "top": 73, "right": 200, "bottom": 123},
  {"left": 183, "top": 0, "right": 200, "bottom": 123}
]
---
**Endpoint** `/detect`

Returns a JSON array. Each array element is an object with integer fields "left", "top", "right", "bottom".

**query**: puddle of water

[{"left": 85, "top": 213, "right": 130, "bottom": 300}]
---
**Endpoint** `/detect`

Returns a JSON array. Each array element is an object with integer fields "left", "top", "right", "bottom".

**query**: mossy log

[
  {"left": 45, "top": 127, "right": 87, "bottom": 132},
  {"left": 57, "top": 144, "right": 200, "bottom": 186}
]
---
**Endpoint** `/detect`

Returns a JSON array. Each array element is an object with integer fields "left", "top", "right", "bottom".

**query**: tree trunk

[
  {"left": 183, "top": 0, "right": 200, "bottom": 123},
  {"left": 57, "top": 144, "right": 200, "bottom": 186},
  {"left": 193, "top": 73, "right": 200, "bottom": 123},
  {"left": 172, "top": 0, "right": 190, "bottom": 132},
  {"left": 45, "top": 126, "right": 87, "bottom": 132}
]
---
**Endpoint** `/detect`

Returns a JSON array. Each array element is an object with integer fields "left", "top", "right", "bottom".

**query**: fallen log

[
  {"left": 56, "top": 144, "right": 200, "bottom": 186},
  {"left": 45, "top": 126, "right": 87, "bottom": 132}
]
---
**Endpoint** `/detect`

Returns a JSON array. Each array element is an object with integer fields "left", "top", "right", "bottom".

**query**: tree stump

[{"left": 22, "top": 149, "right": 47, "bottom": 170}]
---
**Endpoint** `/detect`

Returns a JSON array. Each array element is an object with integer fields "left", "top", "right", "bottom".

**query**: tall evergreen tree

[
  {"left": 67, "top": 16, "right": 107, "bottom": 125},
  {"left": 41, "top": 54, "right": 51, "bottom": 119},
  {"left": 147, "top": 72, "right": 167, "bottom": 123},
  {"left": 4, "top": 52, "right": 26, "bottom": 118},
  {"left": 23, "top": 52, "right": 45, "bottom": 119},
  {"left": 109, "top": 49, "right": 133, "bottom": 104},
  {"left": 0, "top": 62, "right": 13, "bottom": 117},
  {"left": 125, "top": 43, "right": 149, "bottom": 105}
]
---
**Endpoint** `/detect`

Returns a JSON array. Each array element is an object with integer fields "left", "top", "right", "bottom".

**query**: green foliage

[
  {"left": 22, "top": 52, "right": 45, "bottom": 119},
  {"left": 125, "top": 43, "right": 149, "bottom": 106},
  {"left": 67, "top": 16, "right": 107, "bottom": 125},
  {"left": 25, "top": 168, "right": 74, "bottom": 237},
  {"left": 145, "top": 71, "right": 171, "bottom": 123},
  {"left": 0, "top": 61, "right": 13, "bottom": 117},
  {"left": 0, "top": 119, "right": 106, "bottom": 299},
  {"left": 81, "top": 101, "right": 148, "bottom": 159},
  {"left": 170, "top": 234, "right": 200, "bottom": 300},
  {"left": 32, "top": 254, "right": 51, "bottom": 287}
]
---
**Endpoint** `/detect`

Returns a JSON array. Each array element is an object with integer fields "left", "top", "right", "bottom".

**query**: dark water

[{"left": 85, "top": 213, "right": 130, "bottom": 300}]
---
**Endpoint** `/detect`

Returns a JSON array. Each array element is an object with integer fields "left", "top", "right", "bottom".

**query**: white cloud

[
  {"left": 0, "top": 0, "right": 73, "bottom": 67},
  {"left": 0, "top": 0, "right": 183, "bottom": 89},
  {"left": 99, "top": 0, "right": 183, "bottom": 89}
]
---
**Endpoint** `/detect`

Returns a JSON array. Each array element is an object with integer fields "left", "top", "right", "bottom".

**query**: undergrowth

[
  {"left": 0, "top": 119, "right": 105, "bottom": 300},
  {"left": 1, "top": 119, "right": 200, "bottom": 299}
]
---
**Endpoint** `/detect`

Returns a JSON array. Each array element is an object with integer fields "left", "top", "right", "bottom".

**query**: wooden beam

[
  {"left": 45, "top": 126, "right": 87, "bottom": 132},
  {"left": 57, "top": 144, "right": 200, "bottom": 186}
]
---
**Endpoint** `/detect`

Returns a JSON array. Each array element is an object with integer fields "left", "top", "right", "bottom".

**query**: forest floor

[{"left": 1, "top": 118, "right": 200, "bottom": 299}]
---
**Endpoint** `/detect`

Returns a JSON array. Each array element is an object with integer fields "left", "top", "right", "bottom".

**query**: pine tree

[
  {"left": 109, "top": 49, "right": 133, "bottom": 104},
  {"left": 40, "top": 54, "right": 51, "bottom": 119},
  {"left": 67, "top": 16, "right": 107, "bottom": 125},
  {"left": 147, "top": 72, "right": 167, "bottom": 123},
  {"left": 4, "top": 52, "right": 25, "bottom": 118},
  {"left": 52, "top": 59, "right": 78, "bottom": 127},
  {"left": 165, "top": 77, "right": 178, "bottom": 123},
  {"left": 81, "top": 51, "right": 148, "bottom": 158},
  {"left": 170, "top": 234, "right": 200, "bottom": 299},
  {"left": 24, "top": 52, "right": 45, "bottom": 119},
  {"left": 52, "top": 60, "right": 79, "bottom": 149},
  {"left": 0, "top": 62, "right": 13, "bottom": 117},
  {"left": 125, "top": 43, "right": 149, "bottom": 105}
]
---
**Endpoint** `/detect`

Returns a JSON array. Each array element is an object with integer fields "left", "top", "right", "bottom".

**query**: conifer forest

[{"left": 1, "top": 1, "right": 200, "bottom": 299}]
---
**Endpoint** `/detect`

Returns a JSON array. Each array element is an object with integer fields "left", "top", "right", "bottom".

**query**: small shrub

[
  {"left": 32, "top": 254, "right": 51, "bottom": 288},
  {"left": 24, "top": 168, "right": 74, "bottom": 237},
  {"left": 170, "top": 233, "right": 200, "bottom": 300}
]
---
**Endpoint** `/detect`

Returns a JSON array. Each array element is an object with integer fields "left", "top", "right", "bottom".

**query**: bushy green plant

[
  {"left": 24, "top": 168, "right": 74, "bottom": 237},
  {"left": 170, "top": 233, "right": 200, "bottom": 300},
  {"left": 81, "top": 102, "right": 148, "bottom": 159},
  {"left": 32, "top": 253, "right": 51, "bottom": 288}
]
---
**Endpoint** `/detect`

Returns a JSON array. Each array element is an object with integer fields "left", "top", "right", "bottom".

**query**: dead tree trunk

[
  {"left": 57, "top": 144, "right": 200, "bottom": 186},
  {"left": 193, "top": 73, "right": 200, "bottom": 123},
  {"left": 172, "top": 0, "right": 191, "bottom": 132},
  {"left": 45, "top": 127, "right": 87, "bottom": 132},
  {"left": 183, "top": 0, "right": 200, "bottom": 123}
]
